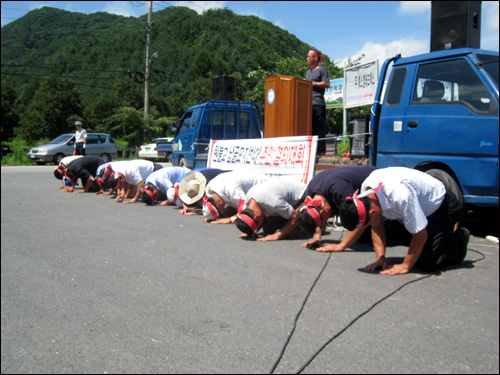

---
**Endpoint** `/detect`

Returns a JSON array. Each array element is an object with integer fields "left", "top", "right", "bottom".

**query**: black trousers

[
  {"left": 415, "top": 189, "right": 464, "bottom": 271},
  {"left": 382, "top": 189, "right": 465, "bottom": 272},
  {"left": 312, "top": 105, "right": 326, "bottom": 154},
  {"left": 75, "top": 143, "right": 86, "bottom": 156}
]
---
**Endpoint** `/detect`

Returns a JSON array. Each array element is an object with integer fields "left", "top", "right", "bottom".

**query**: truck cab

[
  {"left": 370, "top": 48, "right": 499, "bottom": 207},
  {"left": 170, "top": 100, "right": 264, "bottom": 169}
]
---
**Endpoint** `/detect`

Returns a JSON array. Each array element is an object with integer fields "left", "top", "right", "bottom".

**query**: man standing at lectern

[{"left": 306, "top": 50, "right": 330, "bottom": 156}]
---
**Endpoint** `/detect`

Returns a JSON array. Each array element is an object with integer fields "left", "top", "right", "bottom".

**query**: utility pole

[{"left": 144, "top": 1, "right": 153, "bottom": 118}]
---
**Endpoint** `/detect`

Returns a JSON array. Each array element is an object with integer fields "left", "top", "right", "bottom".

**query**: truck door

[
  {"left": 402, "top": 57, "right": 499, "bottom": 198},
  {"left": 176, "top": 108, "right": 201, "bottom": 155},
  {"left": 376, "top": 67, "right": 409, "bottom": 161},
  {"left": 176, "top": 110, "right": 193, "bottom": 153}
]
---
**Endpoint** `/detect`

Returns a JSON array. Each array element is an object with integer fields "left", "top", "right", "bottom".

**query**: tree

[
  {"left": 16, "top": 79, "right": 82, "bottom": 141},
  {"left": 107, "top": 107, "right": 145, "bottom": 148},
  {"left": 84, "top": 94, "right": 119, "bottom": 133},
  {"left": 113, "top": 76, "right": 144, "bottom": 109},
  {"left": 2, "top": 5, "right": 347, "bottom": 141},
  {"left": 1, "top": 80, "right": 20, "bottom": 141}
]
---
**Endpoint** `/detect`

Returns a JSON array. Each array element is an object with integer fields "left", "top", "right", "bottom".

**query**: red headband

[
  {"left": 141, "top": 186, "right": 159, "bottom": 204},
  {"left": 351, "top": 197, "right": 367, "bottom": 228},
  {"left": 302, "top": 196, "right": 324, "bottom": 228},
  {"left": 238, "top": 214, "right": 258, "bottom": 233},
  {"left": 309, "top": 50, "right": 323, "bottom": 64},
  {"left": 102, "top": 164, "right": 113, "bottom": 181},
  {"left": 173, "top": 184, "right": 179, "bottom": 203},
  {"left": 203, "top": 195, "right": 219, "bottom": 219},
  {"left": 347, "top": 182, "right": 383, "bottom": 229}
]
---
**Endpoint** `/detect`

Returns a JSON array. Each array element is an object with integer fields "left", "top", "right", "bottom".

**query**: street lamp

[{"left": 149, "top": 51, "right": 159, "bottom": 63}]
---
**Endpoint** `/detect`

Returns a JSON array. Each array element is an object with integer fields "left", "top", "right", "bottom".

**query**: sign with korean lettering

[
  {"left": 325, "top": 78, "right": 344, "bottom": 108},
  {"left": 344, "top": 61, "right": 379, "bottom": 108},
  {"left": 206, "top": 136, "right": 318, "bottom": 184}
]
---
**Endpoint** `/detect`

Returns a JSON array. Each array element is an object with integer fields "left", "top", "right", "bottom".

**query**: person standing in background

[
  {"left": 74, "top": 121, "right": 87, "bottom": 156},
  {"left": 306, "top": 50, "right": 330, "bottom": 156}
]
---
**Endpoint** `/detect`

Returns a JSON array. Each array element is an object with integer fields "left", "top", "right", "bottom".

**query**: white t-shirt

[
  {"left": 145, "top": 167, "right": 191, "bottom": 194},
  {"left": 75, "top": 128, "right": 87, "bottom": 143},
  {"left": 114, "top": 160, "right": 155, "bottom": 186},
  {"left": 205, "top": 171, "right": 272, "bottom": 209},
  {"left": 362, "top": 167, "right": 445, "bottom": 234},
  {"left": 96, "top": 160, "right": 129, "bottom": 179},
  {"left": 60, "top": 155, "right": 83, "bottom": 167},
  {"left": 246, "top": 180, "right": 306, "bottom": 219}
]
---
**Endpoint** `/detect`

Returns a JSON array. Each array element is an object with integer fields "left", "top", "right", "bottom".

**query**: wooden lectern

[{"left": 264, "top": 75, "right": 312, "bottom": 138}]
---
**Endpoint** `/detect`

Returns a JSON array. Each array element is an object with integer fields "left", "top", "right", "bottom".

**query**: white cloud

[
  {"left": 102, "top": 2, "right": 140, "bottom": 18},
  {"left": 484, "top": 1, "right": 499, "bottom": 31},
  {"left": 480, "top": 1, "right": 499, "bottom": 51},
  {"left": 336, "top": 38, "right": 428, "bottom": 68},
  {"left": 173, "top": 1, "right": 226, "bottom": 14},
  {"left": 274, "top": 19, "right": 285, "bottom": 29},
  {"left": 29, "top": 2, "right": 53, "bottom": 11},
  {"left": 398, "top": 1, "right": 430, "bottom": 14}
]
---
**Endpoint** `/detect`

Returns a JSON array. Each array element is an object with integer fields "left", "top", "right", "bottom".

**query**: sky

[{"left": 1, "top": 1, "right": 499, "bottom": 68}]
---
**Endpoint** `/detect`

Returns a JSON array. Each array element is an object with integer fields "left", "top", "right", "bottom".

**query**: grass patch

[
  {"left": 336, "top": 138, "right": 351, "bottom": 156},
  {"left": 1, "top": 138, "right": 137, "bottom": 165},
  {"left": 1, "top": 139, "right": 37, "bottom": 166}
]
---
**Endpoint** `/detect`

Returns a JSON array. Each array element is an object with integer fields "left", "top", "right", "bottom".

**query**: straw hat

[{"left": 179, "top": 171, "right": 207, "bottom": 205}]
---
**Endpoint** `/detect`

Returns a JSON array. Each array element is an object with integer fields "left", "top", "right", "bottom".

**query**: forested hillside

[{"left": 1, "top": 6, "right": 343, "bottom": 145}]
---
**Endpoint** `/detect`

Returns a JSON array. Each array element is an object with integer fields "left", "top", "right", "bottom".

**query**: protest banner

[
  {"left": 206, "top": 136, "right": 318, "bottom": 184},
  {"left": 344, "top": 60, "right": 379, "bottom": 108}
]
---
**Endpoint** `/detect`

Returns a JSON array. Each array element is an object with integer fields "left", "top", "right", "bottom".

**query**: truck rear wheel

[{"left": 425, "top": 169, "right": 465, "bottom": 222}]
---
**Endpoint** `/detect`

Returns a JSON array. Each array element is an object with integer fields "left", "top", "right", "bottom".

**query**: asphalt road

[{"left": 1, "top": 165, "right": 499, "bottom": 374}]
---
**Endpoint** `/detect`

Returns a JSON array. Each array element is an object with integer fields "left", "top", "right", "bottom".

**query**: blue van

[
  {"left": 370, "top": 48, "right": 499, "bottom": 207},
  {"left": 170, "top": 100, "right": 264, "bottom": 169}
]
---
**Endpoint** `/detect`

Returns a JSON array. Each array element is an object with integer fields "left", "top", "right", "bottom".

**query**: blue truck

[
  {"left": 170, "top": 100, "right": 264, "bottom": 169},
  {"left": 370, "top": 47, "right": 498, "bottom": 208}
]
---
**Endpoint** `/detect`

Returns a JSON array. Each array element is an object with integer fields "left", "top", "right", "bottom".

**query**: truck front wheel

[
  {"left": 425, "top": 169, "right": 465, "bottom": 222},
  {"left": 179, "top": 157, "right": 187, "bottom": 168}
]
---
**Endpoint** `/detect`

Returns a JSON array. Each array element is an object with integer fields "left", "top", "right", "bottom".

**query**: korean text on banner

[
  {"left": 344, "top": 60, "right": 379, "bottom": 108},
  {"left": 206, "top": 136, "right": 318, "bottom": 185}
]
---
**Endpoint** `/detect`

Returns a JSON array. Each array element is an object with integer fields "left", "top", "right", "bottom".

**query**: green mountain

[{"left": 1, "top": 6, "right": 340, "bottom": 143}]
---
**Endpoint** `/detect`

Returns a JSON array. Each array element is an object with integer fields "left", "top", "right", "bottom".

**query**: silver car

[{"left": 28, "top": 133, "right": 118, "bottom": 165}]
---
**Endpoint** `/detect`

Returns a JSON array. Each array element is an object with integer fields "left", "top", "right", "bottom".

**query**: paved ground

[{"left": 1, "top": 165, "right": 499, "bottom": 374}]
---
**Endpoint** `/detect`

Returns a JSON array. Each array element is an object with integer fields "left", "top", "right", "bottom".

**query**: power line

[
  {"left": 0, "top": 6, "right": 31, "bottom": 12},
  {"left": 1, "top": 72, "right": 122, "bottom": 90},
  {"left": 2, "top": 71, "right": 119, "bottom": 80},
  {"left": 1, "top": 63, "right": 130, "bottom": 74},
  {"left": 1, "top": 71, "right": 119, "bottom": 90},
  {"left": 154, "top": 1, "right": 173, "bottom": 9},
  {"left": 129, "top": 1, "right": 150, "bottom": 7},
  {"left": 187, "top": 1, "right": 209, "bottom": 12}
]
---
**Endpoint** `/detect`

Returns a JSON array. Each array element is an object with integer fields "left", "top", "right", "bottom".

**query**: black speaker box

[
  {"left": 213, "top": 76, "right": 235, "bottom": 101},
  {"left": 431, "top": 1, "right": 481, "bottom": 52}
]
